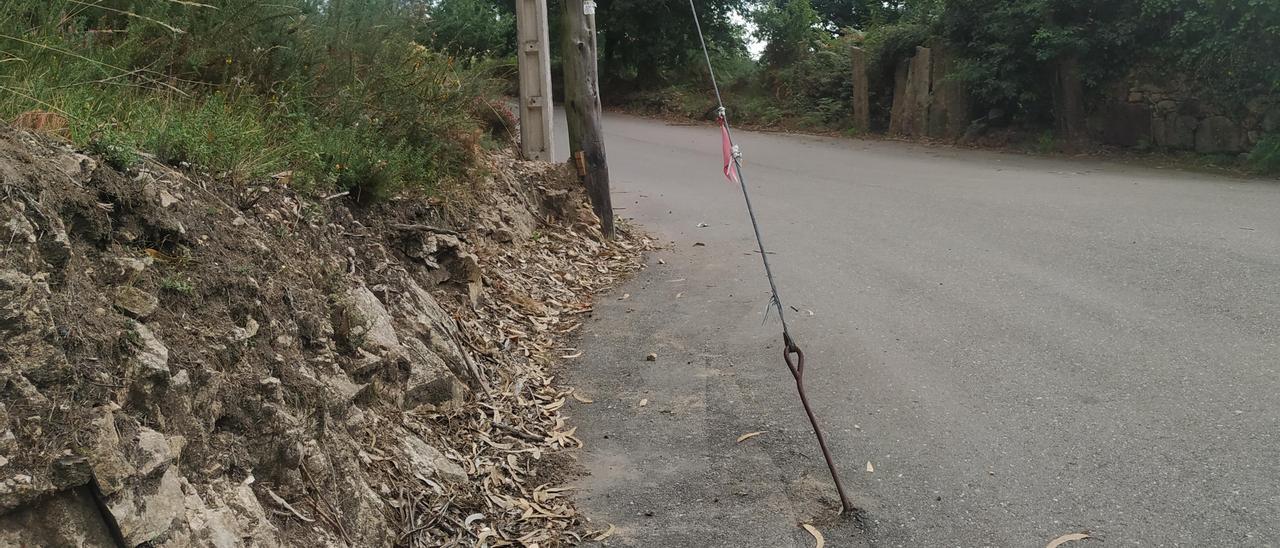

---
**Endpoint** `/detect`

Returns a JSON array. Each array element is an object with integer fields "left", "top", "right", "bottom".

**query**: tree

[
  {"left": 593, "top": 0, "right": 747, "bottom": 90},
  {"left": 753, "top": 0, "right": 822, "bottom": 68},
  {"left": 425, "top": 0, "right": 516, "bottom": 57}
]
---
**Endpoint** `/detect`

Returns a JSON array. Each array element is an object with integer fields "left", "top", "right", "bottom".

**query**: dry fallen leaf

[
  {"left": 571, "top": 392, "right": 594, "bottom": 404},
  {"left": 801, "top": 523, "right": 825, "bottom": 548},
  {"left": 736, "top": 431, "right": 765, "bottom": 443},
  {"left": 1046, "top": 532, "right": 1091, "bottom": 548},
  {"left": 590, "top": 523, "right": 616, "bottom": 541},
  {"left": 866, "top": 462, "right": 875, "bottom": 473},
  {"left": 638, "top": 398, "right": 649, "bottom": 407}
]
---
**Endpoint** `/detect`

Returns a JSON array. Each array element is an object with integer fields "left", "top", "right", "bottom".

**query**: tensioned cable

[{"left": 686, "top": 0, "right": 854, "bottom": 515}]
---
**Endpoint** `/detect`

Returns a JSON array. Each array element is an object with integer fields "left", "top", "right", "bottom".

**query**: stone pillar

[
  {"left": 926, "top": 42, "right": 970, "bottom": 140},
  {"left": 1052, "top": 56, "right": 1085, "bottom": 141},
  {"left": 890, "top": 46, "right": 932, "bottom": 137},
  {"left": 851, "top": 46, "right": 870, "bottom": 133}
]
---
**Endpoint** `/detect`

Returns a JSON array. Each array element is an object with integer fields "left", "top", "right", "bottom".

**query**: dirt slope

[{"left": 0, "top": 125, "right": 649, "bottom": 546}]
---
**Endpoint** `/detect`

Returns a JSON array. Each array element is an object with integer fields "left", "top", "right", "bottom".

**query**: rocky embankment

[{"left": 0, "top": 125, "right": 648, "bottom": 546}]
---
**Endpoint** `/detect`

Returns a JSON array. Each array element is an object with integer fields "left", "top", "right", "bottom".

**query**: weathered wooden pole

[
  {"left": 515, "top": 0, "right": 554, "bottom": 161},
  {"left": 561, "top": 0, "right": 614, "bottom": 237}
]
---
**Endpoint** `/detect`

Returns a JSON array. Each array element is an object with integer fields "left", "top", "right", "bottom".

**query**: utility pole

[
  {"left": 515, "top": 0, "right": 554, "bottom": 161},
  {"left": 585, "top": 1, "right": 602, "bottom": 112},
  {"left": 561, "top": 0, "right": 614, "bottom": 237}
]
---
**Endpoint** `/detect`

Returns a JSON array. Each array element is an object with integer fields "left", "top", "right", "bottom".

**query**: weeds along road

[{"left": 556, "top": 111, "right": 1280, "bottom": 547}]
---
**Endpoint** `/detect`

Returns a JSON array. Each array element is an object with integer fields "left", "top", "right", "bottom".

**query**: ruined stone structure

[
  {"left": 888, "top": 43, "right": 971, "bottom": 141},
  {"left": 1088, "top": 74, "right": 1279, "bottom": 154}
]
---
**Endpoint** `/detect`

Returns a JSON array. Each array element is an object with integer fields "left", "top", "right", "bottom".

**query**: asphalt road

[{"left": 559, "top": 112, "right": 1280, "bottom": 547}]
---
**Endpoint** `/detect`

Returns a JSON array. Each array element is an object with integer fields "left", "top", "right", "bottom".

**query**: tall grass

[{"left": 0, "top": 0, "right": 508, "bottom": 197}]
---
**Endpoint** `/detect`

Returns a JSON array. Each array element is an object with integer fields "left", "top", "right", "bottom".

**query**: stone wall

[{"left": 1089, "top": 76, "right": 1279, "bottom": 154}]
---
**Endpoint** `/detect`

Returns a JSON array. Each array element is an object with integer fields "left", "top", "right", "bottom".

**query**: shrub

[
  {"left": 0, "top": 0, "right": 505, "bottom": 199},
  {"left": 87, "top": 130, "right": 140, "bottom": 171},
  {"left": 1248, "top": 134, "right": 1280, "bottom": 176}
]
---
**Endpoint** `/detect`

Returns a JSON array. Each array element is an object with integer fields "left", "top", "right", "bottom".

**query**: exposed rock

[
  {"left": 229, "top": 317, "right": 259, "bottom": 342},
  {"left": 0, "top": 487, "right": 117, "bottom": 548},
  {"left": 404, "top": 337, "right": 467, "bottom": 407},
  {"left": 400, "top": 277, "right": 483, "bottom": 388},
  {"left": 0, "top": 270, "right": 33, "bottom": 335},
  {"left": 1153, "top": 114, "right": 1199, "bottom": 150},
  {"left": 130, "top": 321, "right": 171, "bottom": 379},
  {"left": 1, "top": 201, "right": 36, "bottom": 245},
  {"left": 336, "top": 285, "right": 401, "bottom": 358},
  {"left": 107, "top": 256, "right": 153, "bottom": 285},
  {"left": 400, "top": 428, "right": 467, "bottom": 483},
  {"left": 87, "top": 406, "right": 136, "bottom": 496},
  {"left": 115, "top": 286, "right": 159, "bottom": 319},
  {"left": 135, "top": 427, "right": 178, "bottom": 477},
  {"left": 108, "top": 466, "right": 185, "bottom": 546},
  {"left": 1091, "top": 102, "right": 1153, "bottom": 147},
  {"left": 163, "top": 479, "right": 244, "bottom": 548},
  {"left": 55, "top": 153, "right": 97, "bottom": 182},
  {"left": 1195, "top": 115, "right": 1244, "bottom": 153}
]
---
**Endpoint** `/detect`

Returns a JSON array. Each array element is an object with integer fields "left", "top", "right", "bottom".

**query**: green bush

[
  {"left": 1248, "top": 134, "right": 1280, "bottom": 176},
  {"left": 0, "top": 0, "right": 504, "bottom": 199},
  {"left": 147, "top": 94, "right": 279, "bottom": 181},
  {"left": 87, "top": 130, "right": 140, "bottom": 171}
]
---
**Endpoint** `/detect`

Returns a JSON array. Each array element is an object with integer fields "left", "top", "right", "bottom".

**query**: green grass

[{"left": 0, "top": 0, "right": 508, "bottom": 199}]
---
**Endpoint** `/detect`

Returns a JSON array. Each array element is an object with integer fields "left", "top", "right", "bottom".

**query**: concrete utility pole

[
  {"left": 516, "top": 0, "right": 554, "bottom": 161},
  {"left": 585, "top": 1, "right": 602, "bottom": 112},
  {"left": 562, "top": 0, "right": 614, "bottom": 237}
]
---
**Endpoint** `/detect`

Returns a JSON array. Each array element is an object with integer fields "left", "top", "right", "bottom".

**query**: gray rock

[
  {"left": 1196, "top": 115, "right": 1244, "bottom": 153},
  {"left": 87, "top": 407, "right": 136, "bottom": 496},
  {"left": 400, "top": 429, "right": 467, "bottom": 484},
  {"left": 55, "top": 153, "right": 96, "bottom": 182},
  {"left": 401, "top": 278, "right": 482, "bottom": 389},
  {"left": 0, "top": 270, "right": 32, "bottom": 334},
  {"left": 336, "top": 285, "right": 401, "bottom": 357},
  {"left": 1153, "top": 114, "right": 1198, "bottom": 150},
  {"left": 0, "top": 486, "right": 117, "bottom": 548},
  {"left": 107, "top": 256, "right": 153, "bottom": 285},
  {"left": 134, "top": 427, "right": 179, "bottom": 477},
  {"left": 38, "top": 222, "right": 72, "bottom": 271},
  {"left": 403, "top": 337, "right": 467, "bottom": 408},
  {"left": 1, "top": 201, "right": 36, "bottom": 245},
  {"left": 115, "top": 286, "right": 159, "bottom": 319},
  {"left": 108, "top": 466, "right": 185, "bottom": 546},
  {"left": 130, "top": 321, "right": 171, "bottom": 379}
]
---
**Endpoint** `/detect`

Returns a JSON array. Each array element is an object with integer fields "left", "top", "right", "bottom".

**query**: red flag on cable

[{"left": 720, "top": 115, "right": 739, "bottom": 184}]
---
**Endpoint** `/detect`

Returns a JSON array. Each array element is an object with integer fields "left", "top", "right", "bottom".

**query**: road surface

[{"left": 557, "top": 112, "right": 1280, "bottom": 547}]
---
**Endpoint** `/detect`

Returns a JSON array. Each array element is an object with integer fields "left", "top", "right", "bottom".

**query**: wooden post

[
  {"left": 850, "top": 46, "right": 870, "bottom": 133},
  {"left": 561, "top": 0, "right": 614, "bottom": 237},
  {"left": 516, "top": 0, "right": 554, "bottom": 161}
]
